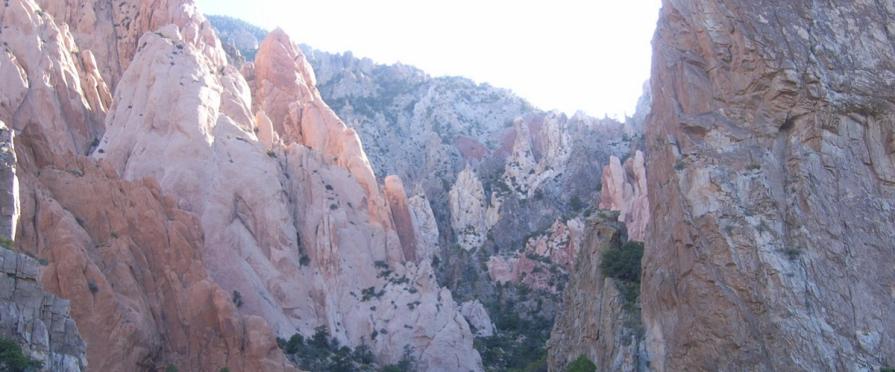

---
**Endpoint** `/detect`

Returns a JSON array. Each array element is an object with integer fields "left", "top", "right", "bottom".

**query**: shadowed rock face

[
  {"left": 0, "top": 122, "right": 86, "bottom": 372},
  {"left": 644, "top": 0, "right": 895, "bottom": 370},
  {"left": 547, "top": 220, "right": 645, "bottom": 372}
]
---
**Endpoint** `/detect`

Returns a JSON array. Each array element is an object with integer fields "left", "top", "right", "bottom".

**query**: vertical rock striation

[
  {"left": 644, "top": 1, "right": 895, "bottom": 370},
  {"left": 547, "top": 220, "right": 645, "bottom": 372},
  {"left": 599, "top": 151, "right": 649, "bottom": 241},
  {"left": 0, "top": 121, "right": 86, "bottom": 372}
]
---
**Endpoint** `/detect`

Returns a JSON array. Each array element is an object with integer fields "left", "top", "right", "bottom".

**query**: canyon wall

[
  {"left": 644, "top": 0, "right": 895, "bottom": 370},
  {"left": 547, "top": 220, "right": 645, "bottom": 372},
  {"left": 3, "top": 0, "right": 483, "bottom": 370}
]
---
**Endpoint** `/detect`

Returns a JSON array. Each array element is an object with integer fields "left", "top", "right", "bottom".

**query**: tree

[{"left": 565, "top": 356, "right": 596, "bottom": 372}]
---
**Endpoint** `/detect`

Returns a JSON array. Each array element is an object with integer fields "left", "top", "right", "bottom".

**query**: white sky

[{"left": 197, "top": 0, "right": 661, "bottom": 118}]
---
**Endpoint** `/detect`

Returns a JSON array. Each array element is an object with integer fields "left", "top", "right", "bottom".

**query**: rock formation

[
  {"left": 0, "top": 248, "right": 87, "bottom": 372},
  {"left": 599, "top": 151, "right": 649, "bottom": 241},
  {"left": 2, "top": 0, "right": 483, "bottom": 370},
  {"left": 384, "top": 175, "right": 418, "bottom": 262},
  {"left": 0, "top": 122, "right": 86, "bottom": 372},
  {"left": 91, "top": 11, "right": 480, "bottom": 371},
  {"left": 487, "top": 218, "right": 584, "bottom": 293},
  {"left": 448, "top": 166, "right": 492, "bottom": 252},
  {"left": 459, "top": 300, "right": 495, "bottom": 338},
  {"left": 547, "top": 220, "right": 645, "bottom": 372},
  {"left": 644, "top": 0, "right": 895, "bottom": 370},
  {"left": 407, "top": 187, "right": 440, "bottom": 263}
]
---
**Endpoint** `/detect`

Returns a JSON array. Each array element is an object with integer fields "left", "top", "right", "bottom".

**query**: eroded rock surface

[
  {"left": 547, "top": 220, "right": 645, "bottom": 372},
  {"left": 599, "top": 151, "right": 649, "bottom": 241},
  {"left": 0, "top": 121, "right": 86, "bottom": 372},
  {"left": 644, "top": 1, "right": 895, "bottom": 370},
  {"left": 92, "top": 16, "right": 480, "bottom": 371}
]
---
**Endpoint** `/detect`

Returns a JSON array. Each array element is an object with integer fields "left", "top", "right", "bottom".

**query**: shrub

[
  {"left": 569, "top": 196, "right": 584, "bottom": 212},
  {"left": 600, "top": 241, "right": 644, "bottom": 283},
  {"left": 299, "top": 255, "right": 311, "bottom": 266},
  {"left": 232, "top": 290, "right": 243, "bottom": 308},
  {"left": 284, "top": 334, "right": 303, "bottom": 354},
  {"left": 565, "top": 355, "right": 596, "bottom": 372},
  {"left": 0, "top": 337, "right": 42, "bottom": 371},
  {"left": 165, "top": 365, "right": 179, "bottom": 372},
  {"left": 782, "top": 247, "right": 801, "bottom": 260}
]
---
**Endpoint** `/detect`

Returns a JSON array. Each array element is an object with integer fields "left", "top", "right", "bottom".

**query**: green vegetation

[
  {"left": 379, "top": 346, "right": 417, "bottom": 372},
  {"left": 231, "top": 290, "right": 243, "bottom": 308},
  {"left": 475, "top": 283, "right": 553, "bottom": 372},
  {"left": 881, "top": 367, "right": 895, "bottom": 372},
  {"left": 600, "top": 241, "right": 643, "bottom": 283},
  {"left": 782, "top": 247, "right": 801, "bottom": 260},
  {"left": 0, "top": 337, "right": 42, "bottom": 372},
  {"left": 600, "top": 240, "right": 645, "bottom": 329},
  {"left": 165, "top": 365, "right": 178, "bottom": 372},
  {"left": 277, "top": 326, "right": 417, "bottom": 372},
  {"left": 565, "top": 355, "right": 596, "bottom": 372},
  {"left": 569, "top": 196, "right": 584, "bottom": 212}
]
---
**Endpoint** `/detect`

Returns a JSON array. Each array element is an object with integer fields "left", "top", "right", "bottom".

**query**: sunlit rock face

[
  {"left": 599, "top": 151, "right": 649, "bottom": 241},
  {"left": 4, "top": 0, "right": 483, "bottom": 370},
  {"left": 0, "top": 121, "right": 87, "bottom": 372},
  {"left": 92, "top": 15, "right": 481, "bottom": 371},
  {"left": 644, "top": 0, "right": 895, "bottom": 370}
]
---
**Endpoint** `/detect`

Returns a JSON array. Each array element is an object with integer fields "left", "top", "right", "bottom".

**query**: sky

[{"left": 196, "top": 0, "right": 661, "bottom": 118}]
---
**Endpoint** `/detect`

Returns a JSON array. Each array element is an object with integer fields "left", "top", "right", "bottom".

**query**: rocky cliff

[
  {"left": 2, "top": 0, "right": 484, "bottom": 370},
  {"left": 643, "top": 0, "right": 895, "bottom": 370},
  {"left": 546, "top": 220, "right": 646, "bottom": 372},
  {"left": 208, "top": 17, "right": 647, "bottom": 369},
  {"left": 0, "top": 121, "right": 86, "bottom": 372},
  {"left": 599, "top": 151, "right": 649, "bottom": 241}
]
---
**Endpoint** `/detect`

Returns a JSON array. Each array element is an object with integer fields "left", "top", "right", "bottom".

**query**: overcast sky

[{"left": 196, "top": 0, "right": 661, "bottom": 118}]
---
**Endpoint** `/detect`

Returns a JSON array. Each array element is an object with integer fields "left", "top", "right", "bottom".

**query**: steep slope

[
  {"left": 644, "top": 0, "right": 895, "bottom": 370},
  {"left": 0, "top": 122, "right": 86, "bottom": 372},
  {"left": 4, "top": 0, "right": 482, "bottom": 370},
  {"left": 207, "top": 17, "right": 648, "bottom": 369},
  {"left": 3, "top": 1, "right": 293, "bottom": 370},
  {"left": 93, "top": 17, "right": 480, "bottom": 370},
  {"left": 546, "top": 220, "right": 646, "bottom": 372}
]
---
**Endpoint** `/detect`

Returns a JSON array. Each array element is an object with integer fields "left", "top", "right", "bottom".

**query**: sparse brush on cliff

[
  {"left": 600, "top": 241, "right": 643, "bottom": 283},
  {"left": 277, "top": 326, "right": 387, "bottom": 371},
  {"left": 564, "top": 355, "right": 596, "bottom": 372},
  {"left": 0, "top": 337, "right": 43, "bottom": 372}
]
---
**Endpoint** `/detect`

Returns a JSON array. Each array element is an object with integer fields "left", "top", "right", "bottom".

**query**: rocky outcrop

[
  {"left": 249, "top": 28, "right": 390, "bottom": 226},
  {"left": 1, "top": 0, "right": 108, "bottom": 156},
  {"left": 644, "top": 1, "right": 895, "bottom": 370},
  {"left": 448, "top": 166, "right": 492, "bottom": 251},
  {"left": 0, "top": 121, "right": 86, "bottom": 372},
  {"left": 16, "top": 152, "right": 294, "bottom": 372},
  {"left": 90, "top": 14, "right": 480, "bottom": 370},
  {"left": 0, "top": 123, "right": 18, "bottom": 239},
  {"left": 36, "top": 0, "right": 227, "bottom": 89},
  {"left": 459, "top": 300, "right": 495, "bottom": 338},
  {"left": 502, "top": 114, "right": 571, "bottom": 199},
  {"left": 384, "top": 175, "right": 418, "bottom": 262},
  {"left": 599, "top": 151, "right": 649, "bottom": 241},
  {"left": 547, "top": 220, "right": 645, "bottom": 372},
  {"left": 0, "top": 248, "right": 87, "bottom": 372},
  {"left": 407, "top": 188, "right": 440, "bottom": 263},
  {"left": 487, "top": 218, "right": 584, "bottom": 293}
]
